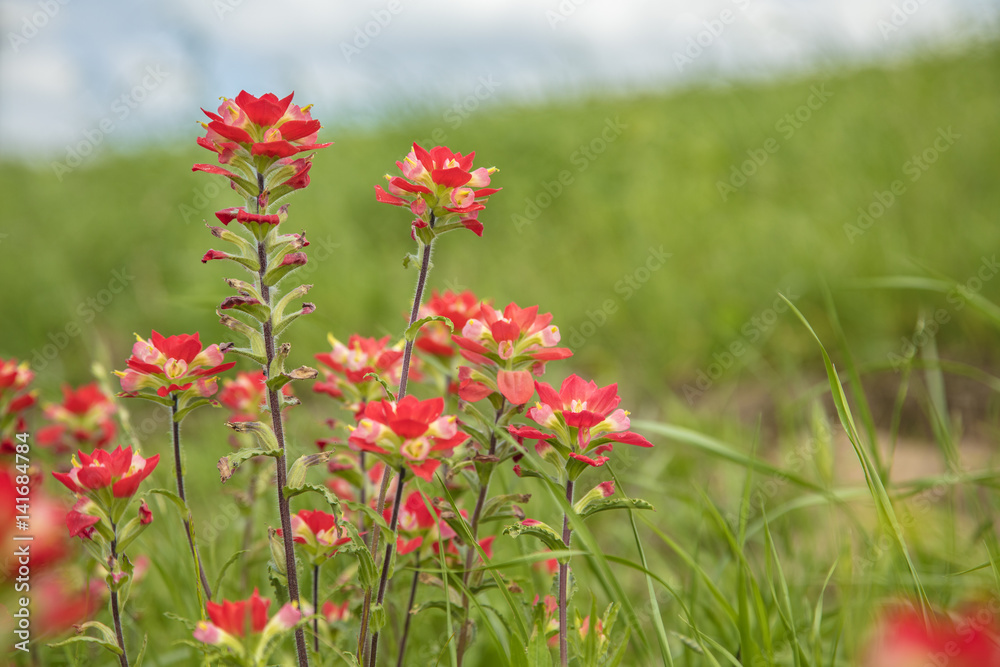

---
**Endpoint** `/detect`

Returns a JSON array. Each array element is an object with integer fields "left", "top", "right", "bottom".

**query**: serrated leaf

[
  {"left": 218, "top": 343, "right": 266, "bottom": 366},
  {"left": 148, "top": 488, "right": 190, "bottom": 517},
  {"left": 173, "top": 397, "right": 218, "bottom": 422},
  {"left": 503, "top": 521, "right": 564, "bottom": 552},
  {"left": 404, "top": 315, "right": 454, "bottom": 342},
  {"left": 218, "top": 444, "right": 281, "bottom": 482},
  {"left": 47, "top": 635, "right": 124, "bottom": 655},
  {"left": 283, "top": 481, "right": 342, "bottom": 519},
  {"left": 266, "top": 365, "right": 318, "bottom": 392},
  {"left": 482, "top": 494, "right": 531, "bottom": 522},
  {"left": 578, "top": 498, "right": 654, "bottom": 520}
]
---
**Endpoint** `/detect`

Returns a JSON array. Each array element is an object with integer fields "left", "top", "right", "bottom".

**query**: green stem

[
  {"left": 396, "top": 557, "right": 421, "bottom": 667},
  {"left": 252, "top": 176, "right": 309, "bottom": 666},
  {"left": 313, "top": 564, "right": 320, "bottom": 653},
  {"left": 455, "top": 400, "right": 505, "bottom": 665},
  {"left": 170, "top": 395, "right": 212, "bottom": 603},
  {"left": 360, "top": 222, "right": 436, "bottom": 663},
  {"left": 559, "top": 479, "right": 575, "bottom": 667},
  {"left": 110, "top": 529, "right": 130, "bottom": 667}
]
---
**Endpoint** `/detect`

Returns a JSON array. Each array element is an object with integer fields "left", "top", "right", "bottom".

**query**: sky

[{"left": 1, "top": 0, "right": 997, "bottom": 159}]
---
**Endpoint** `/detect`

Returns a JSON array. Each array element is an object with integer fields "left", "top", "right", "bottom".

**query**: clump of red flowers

[
  {"left": 116, "top": 331, "right": 235, "bottom": 399},
  {"left": 37, "top": 383, "right": 116, "bottom": 452},
  {"left": 375, "top": 143, "right": 500, "bottom": 237}
]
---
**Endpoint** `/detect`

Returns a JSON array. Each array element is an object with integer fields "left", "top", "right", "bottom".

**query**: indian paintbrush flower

[
  {"left": 37, "top": 382, "right": 116, "bottom": 452},
  {"left": 454, "top": 302, "right": 573, "bottom": 405},
  {"left": 508, "top": 375, "right": 652, "bottom": 477},
  {"left": 116, "top": 331, "right": 235, "bottom": 399},
  {"left": 374, "top": 143, "right": 500, "bottom": 238},
  {"left": 348, "top": 395, "right": 468, "bottom": 482}
]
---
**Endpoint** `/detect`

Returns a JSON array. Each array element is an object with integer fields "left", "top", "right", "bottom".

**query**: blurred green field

[
  {"left": 3, "top": 42, "right": 999, "bottom": 416},
  {"left": 4, "top": 40, "right": 1000, "bottom": 667}
]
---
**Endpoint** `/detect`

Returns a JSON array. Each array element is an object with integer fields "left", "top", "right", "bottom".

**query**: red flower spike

[
  {"left": 52, "top": 446, "right": 159, "bottom": 500},
  {"left": 377, "top": 142, "right": 500, "bottom": 236},
  {"left": 116, "top": 331, "right": 235, "bottom": 399},
  {"left": 510, "top": 374, "right": 651, "bottom": 473},
  {"left": 196, "top": 91, "right": 331, "bottom": 191}
]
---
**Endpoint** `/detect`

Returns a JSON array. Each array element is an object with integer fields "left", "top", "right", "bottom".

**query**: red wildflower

[
  {"left": 0, "top": 466, "right": 68, "bottom": 573},
  {"left": 453, "top": 302, "right": 572, "bottom": 405},
  {"left": 0, "top": 358, "right": 36, "bottom": 454},
  {"left": 414, "top": 289, "right": 483, "bottom": 358},
  {"left": 375, "top": 143, "right": 500, "bottom": 237},
  {"left": 115, "top": 330, "right": 235, "bottom": 398},
  {"left": 52, "top": 446, "right": 159, "bottom": 500},
  {"left": 276, "top": 509, "right": 351, "bottom": 565},
  {"left": 348, "top": 395, "right": 468, "bottom": 482},
  {"left": 219, "top": 371, "right": 292, "bottom": 422},
  {"left": 36, "top": 383, "right": 116, "bottom": 452},
  {"left": 197, "top": 91, "right": 330, "bottom": 161},
  {"left": 508, "top": 375, "right": 651, "bottom": 471},
  {"left": 313, "top": 334, "right": 411, "bottom": 416},
  {"left": 66, "top": 499, "right": 100, "bottom": 540},
  {"left": 205, "top": 588, "right": 271, "bottom": 638},
  {"left": 194, "top": 588, "right": 301, "bottom": 646}
]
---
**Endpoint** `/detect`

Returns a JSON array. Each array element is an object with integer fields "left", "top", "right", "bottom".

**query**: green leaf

[
  {"left": 362, "top": 371, "right": 396, "bottom": 401},
  {"left": 503, "top": 520, "right": 564, "bottom": 553},
  {"left": 218, "top": 443, "right": 281, "bottom": 483},
  {"left": 266, "top": 365, "right": 318, "bottom": 392},
  {"left": 404, "top": 314, "right": 454, "bottom": 342},
  {"left": 577, "top": 497, "right": 654, "bottom": 520},
  {"left": 173, "top": 397, "right": 217, "bottom": 423},
  {"left": 287, "top": 452, "right": 332, "bottom": 489},
  {"left": 283, "top": 481, "right": 342, "bottom": 519},
  {"left": 148, "top": 488, "right": 190, "bottom": 517},
  {"left": 219, "top": 343, "right": 266, "bottom": 366},
  {"left": 133, "top": 634, "right": 148, "bottom": 667},
  {"left": 47, "top": 635, "right": 123, "bottom": 656}
]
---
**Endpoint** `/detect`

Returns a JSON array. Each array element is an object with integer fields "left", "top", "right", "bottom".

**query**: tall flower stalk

[
  {"left": 53, "top": 446, "right": 159, "bottom": 666},
  {"left": 115, "top": 330, "right": 235, "bottom": 604},
  {"left": 507, "top": 375, "right": 653, "bottom": 665},
  {"left": 196, "top": 90, "right": 331, "bottom": 667},
  {"left": 360, "top": 143, "right": 500, "bottom": 666}
]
